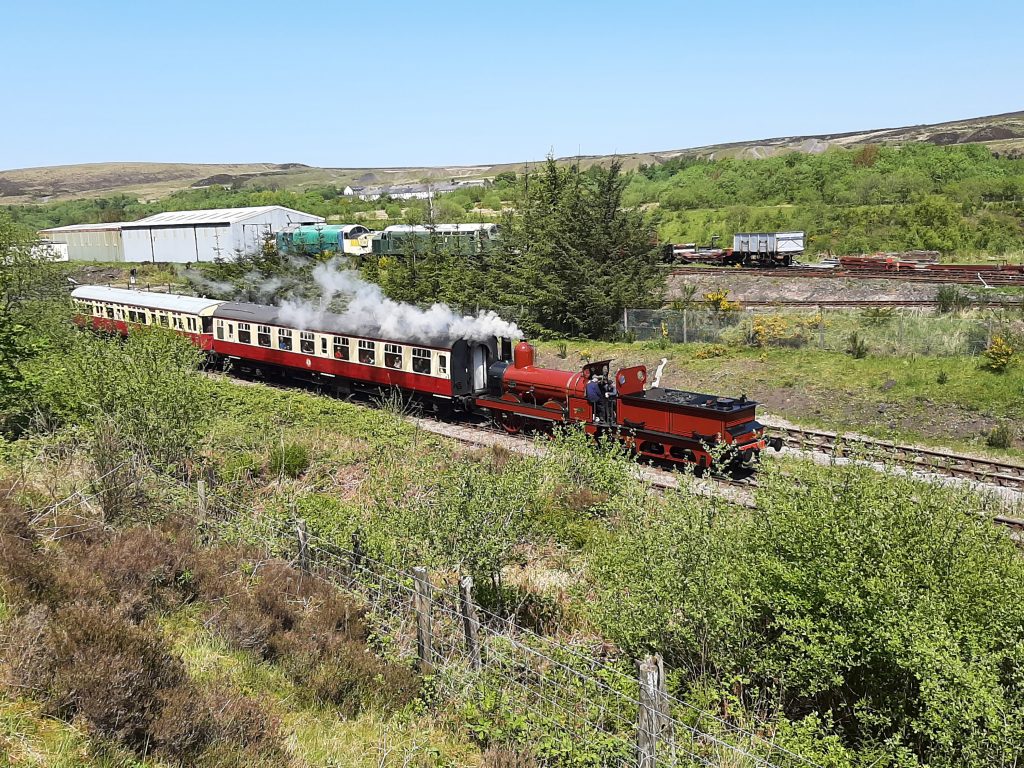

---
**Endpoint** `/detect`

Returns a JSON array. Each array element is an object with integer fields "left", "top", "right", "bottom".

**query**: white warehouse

[
  {"left": 37, "top": 222, "right": 128, "bottom": 262},
  {"left": 120, "top": 206, "right": 324, "bottom": 263}
]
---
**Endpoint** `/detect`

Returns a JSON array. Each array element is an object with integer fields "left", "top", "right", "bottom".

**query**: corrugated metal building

[
  {"left": 37, "top": 222, "right": 127, "bottom": 262},
  {"left": 120, "top": 206, "right": 324, "bottom": 263}
]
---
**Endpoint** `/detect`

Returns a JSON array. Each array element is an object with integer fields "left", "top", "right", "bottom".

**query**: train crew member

[
  {"left": 601, "top": 374, "right": 617, "bottom": 423},
  {"left": 586, "top": 375, "right": 603, "bottom": 422}
]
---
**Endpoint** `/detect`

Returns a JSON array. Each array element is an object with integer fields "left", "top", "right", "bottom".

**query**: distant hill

[{"left": 2, "top": 110, "right": 1022, "bottom": 205}]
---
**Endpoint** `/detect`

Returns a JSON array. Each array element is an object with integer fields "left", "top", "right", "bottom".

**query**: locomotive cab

[{"left": 450, "top": 337, "right": 499, "bottom": 398}]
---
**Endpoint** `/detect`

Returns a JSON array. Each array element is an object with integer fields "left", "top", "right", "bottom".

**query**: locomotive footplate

[{"left": 474, "top": 395, "right": 566, "bottom": 422}]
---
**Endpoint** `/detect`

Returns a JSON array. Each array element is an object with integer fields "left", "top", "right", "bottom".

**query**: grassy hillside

[{"left": 2, "top": 110, "right": 1023, "bottom": 205}]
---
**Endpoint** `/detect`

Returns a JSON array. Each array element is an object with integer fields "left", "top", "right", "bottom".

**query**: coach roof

[
  {"left": 213, "top": 301, "right": 453, "bottom": 348},
  {"left": 72, "top": 286, "right": 224, "bottom": 315}
]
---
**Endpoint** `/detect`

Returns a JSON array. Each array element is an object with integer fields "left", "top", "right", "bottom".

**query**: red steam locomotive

[{"left": 71, "top": 286, "right": 778, "bottom": 472}]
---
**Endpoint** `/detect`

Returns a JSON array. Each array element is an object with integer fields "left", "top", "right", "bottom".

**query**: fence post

[
  {"left": 351, "top": 530, "right": 364, "bottom": 568},
  {"left": 682, "top": 309, "right": 688, "bottom": 344},
  {"left": 624, "top": 307, "right": 629, "bottom": 333},
  {"left": 655, "top": 654, "right": 672, "bottom": 747},
  {"left": 197, "top": 479, "right": 207, "bottom": 518},
  {"left": 637, "top": 655, "right": 659, "bottom": 768},
  {"left": 296, "top": 519, "right": 309, "bottom": 573},
  {"left": 413, "top": 566, "right": 434, "bottom": 673},
  {"left": 459, "top": 575, "right": 482, "bottom": 670},
  {"left": 818, "top": 304, "right": 825, "bottom": 350}
]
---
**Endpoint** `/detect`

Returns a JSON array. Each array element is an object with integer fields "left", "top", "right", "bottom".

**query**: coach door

[{"left": 472, "top": 344, "right": 489, "bottom": 392}]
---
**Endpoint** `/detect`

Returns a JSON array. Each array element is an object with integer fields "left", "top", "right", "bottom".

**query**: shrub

[
  {"left": 847, "top": 332, "right": 869, "bottom": 359},
  {"left": 860, "top": 306, "right": 895, "bottom": 326},
  {"left": 0, "top": 498, "right": 57, "bottom": 608},
  {"left": 58, "top": 525, "right": 194, "bottom": 620},
  {"left": 704, "top": 289, "right": 740, "bottom": 312},
  {"left": 555, "top": 341, "right": 568, "bottom": 359},
  {"left": 936, "top": 285, "right": 972, "bottom": 314},
  {"left": 269, "top": 441, "right": 310, "bottom": 478},
  {"left": 693, "top": 343, "right": 729, "bottom": 359},
  {"left": 304, "top": 641, "right": 420, "bottom": 716},
  {"left": 986, "top": 422, "right": 1013, "bottom": 449},
  {"left": 982, "top": 335, "right": 1014, "bottom": 372},
  {"left": 3, "top": 603, "right": 185, "bottom": 752},
  {"left": 936, "top": 370, "right": 949, "bottom": 384}
]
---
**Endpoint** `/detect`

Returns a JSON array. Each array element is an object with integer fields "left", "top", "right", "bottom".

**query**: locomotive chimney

[{"left": 513, "top": 341, "right": 535, "bottom": 368}]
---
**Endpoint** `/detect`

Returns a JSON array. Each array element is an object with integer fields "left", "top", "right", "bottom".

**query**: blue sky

[{"left": 3, "top": 0, "right": 1022, "bottom": 170}]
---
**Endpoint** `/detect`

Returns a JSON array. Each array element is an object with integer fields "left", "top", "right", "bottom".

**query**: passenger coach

[
  {"left": 70, "top": 285, "right": 223, "bottom": 349},
  {"left": 209, "top": 302, "right": 500, "bottom": 411}
]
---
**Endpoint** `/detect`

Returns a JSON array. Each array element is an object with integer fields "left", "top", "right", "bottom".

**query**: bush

[
  {"left": 986, "top": 422, "right": 1013, "bottom": 449},
  {"left": 937, "top": 370, "right": 949, "bottom": 384},
  {"left": 936, "top": 285, "right": 972, "bottom": 314},
  {"left": 847, "top": 331, "right": 869, "bottom": 359},
  {"left": 0, "top": 498, "right": 57, "bottom": 608},
  {"left": 269, "top": 441, "right": 310, "bottom": 478},
  {"left": 693, "top": 343, "right": 729, "bottom": 359},
  {"left": 982, "top": 335, "right": 1014, "bottom": 372},
  {"left": 3, "top": 603, "right": 185, "bottom": 751},
  {"left": 58, "top": 525, "right": 194, "bottom": 620}
]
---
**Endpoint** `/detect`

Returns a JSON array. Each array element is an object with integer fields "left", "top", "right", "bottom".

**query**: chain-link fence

[{"left": 624, "top": 307, "right": 1024, "bottom": 357}]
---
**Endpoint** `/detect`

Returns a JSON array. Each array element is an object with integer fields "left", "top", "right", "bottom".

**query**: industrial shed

[
  {"left": 37, "top": 222, "right": 127, "bottom": 262},
  {"left": 120, "top": 206, "right": 324, "bottom": 263}
]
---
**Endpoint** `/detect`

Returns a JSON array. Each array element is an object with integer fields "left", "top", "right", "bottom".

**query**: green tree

[{"left": 500, "top": 158, "right": 662, "bottom": 337}]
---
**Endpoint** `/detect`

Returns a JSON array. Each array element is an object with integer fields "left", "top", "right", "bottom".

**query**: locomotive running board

[{"left": 474, "top": 396, "right": 565, "bottom": 422}]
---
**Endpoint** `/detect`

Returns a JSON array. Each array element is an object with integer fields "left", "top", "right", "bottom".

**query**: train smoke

[{"left": 278, "top": 259, "right": 522, "bottom": 345}]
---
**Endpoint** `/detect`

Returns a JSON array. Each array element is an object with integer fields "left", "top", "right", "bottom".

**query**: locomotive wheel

[
  {"left": 497, "top": 393, "right": 526, "bottom": 434},
  {"left": 499, "top": 411, "right": 525, "bottom": 434}
]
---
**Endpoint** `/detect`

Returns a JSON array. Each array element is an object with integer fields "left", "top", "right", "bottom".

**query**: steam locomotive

[{"left": 70, "top": 286, "right": 778, "bottom": 472}]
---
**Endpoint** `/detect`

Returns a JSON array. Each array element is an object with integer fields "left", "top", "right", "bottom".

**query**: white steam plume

[{"left": 277, "top": 258, "right": 521, "bottom": 345}]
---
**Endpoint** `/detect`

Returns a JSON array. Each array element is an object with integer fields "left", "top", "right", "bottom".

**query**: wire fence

[
  {"left": 29, "top": 472, "right": 826, "bottom": 768},
  {"left": 624, "top": 307, "right": 1024, "bottom": 357}
]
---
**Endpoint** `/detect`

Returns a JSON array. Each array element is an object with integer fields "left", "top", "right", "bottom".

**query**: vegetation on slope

[{"left": 1, "top": 197, "right": 1023, "bottom": 767}]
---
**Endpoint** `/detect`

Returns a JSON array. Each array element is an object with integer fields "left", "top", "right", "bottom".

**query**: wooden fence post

[
  {"left": 637, "top": 655, "right": 659, "bottom": 768},
  {"left": 655, "top": 653, "right": 672, "bottom": 747},
  {"left": 351, "top": 530, "right": 364, "bottom": 568},
  {"left": 296, "top": 519, "right": 309, "bottom": 573},
  {"left": 413, "top": 566, "right": 434, "bottom": 673},
  {"left": 197, "top": 479, "right": 207, "bottom": 518},
  {"left": 459, "top": 575, "right": 482, "bottom": 670}
]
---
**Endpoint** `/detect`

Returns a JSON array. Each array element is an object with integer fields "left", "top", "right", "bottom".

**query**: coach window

[
  {"left": 227, "top": 322, "right": 234, "bottom": 339},
  {"left": 159, "top": 314, "right": 169, "bottom": 327},
  {"left": 437, "top": 353, "right": 448, "bottom": 376},
  {"left": 300, "top": 331, "right": 315, "bottom": 354},
  {"left": 412, "top": 347, "right": 431, "bottom": 374},
  {"left": 93, "top": 304, "right": 102, "bottom": 315},
  {"left": 216, "top": 321, "right": 224, "bottom": 340},
  {"left": 257, "top": 325, "right": 271, "bottom": 347},
  {"left": 128, "top": 310, "right": 138, "bottom": 323},
  {"left": 173, "top": 315, "right": 182, "bottom": 330},
  {"left": 358, "top": 339, "right": 375, "bottom": 365},
  {"left": 278, "top": 329, "right": 293, "bottom": 351},
  {"left": 320, "top": 337, "right": 327, "bottom": 355},
  {"left": 333, "top": 336, "right": 349, "bottom": 360},
  {"left": 238, "top": 323, "right": 251, "bottom": 344},
  {"left": 105, "top": 306, "right": 114, "bottom": 319},
  {"left": 384, "top": 343, "right": 403, "bottom": 370}
]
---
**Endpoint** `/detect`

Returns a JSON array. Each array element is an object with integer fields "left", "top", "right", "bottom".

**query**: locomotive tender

[{"left": 71, "top": 286, "right": 776, "bottom": 472}]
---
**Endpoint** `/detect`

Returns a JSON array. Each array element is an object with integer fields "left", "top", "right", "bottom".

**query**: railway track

[
  {"left": 775, "top": 425, "right": 1024, "bottom": 492},
  {"left": 669, "top": 265, "right": 1024, "bottom": 287}
]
